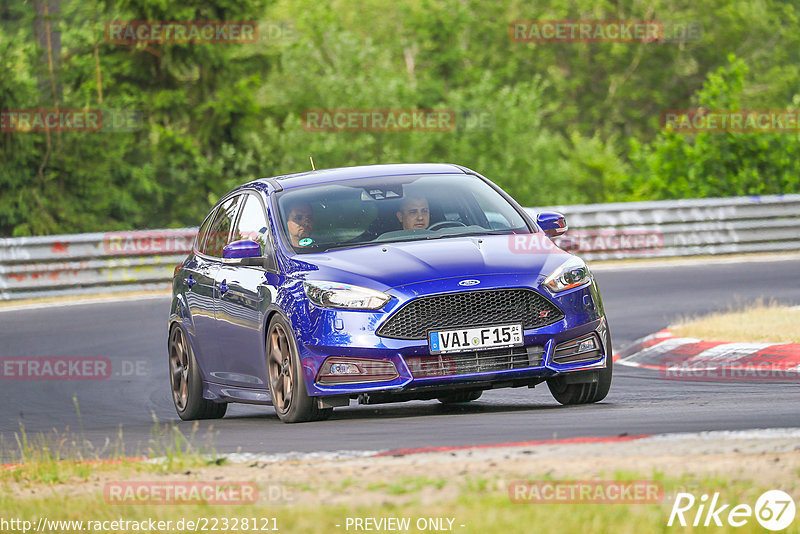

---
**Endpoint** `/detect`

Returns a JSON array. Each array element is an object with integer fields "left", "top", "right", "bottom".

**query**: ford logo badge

[{"left": 459, "top": 279, "right": 480, "bottom": 286}]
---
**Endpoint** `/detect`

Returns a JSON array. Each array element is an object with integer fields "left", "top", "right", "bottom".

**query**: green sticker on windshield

[{"left": 298, "top": 238, "right": 313, "bottom": 247}]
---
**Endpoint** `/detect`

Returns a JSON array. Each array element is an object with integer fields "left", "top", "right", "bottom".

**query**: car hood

[{"left": 289, "top": 233, "right": 573, "bottom": 291}]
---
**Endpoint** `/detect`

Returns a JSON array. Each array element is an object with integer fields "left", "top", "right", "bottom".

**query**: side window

[
  {"left": 233, "top": 194, "right": 271, "bottom": 255},
  {"left": 195, "top": 208, "right": 217, "bottom": 252},
  {"left": 201, "top": 195, "right": 240, "bottom": 257}
]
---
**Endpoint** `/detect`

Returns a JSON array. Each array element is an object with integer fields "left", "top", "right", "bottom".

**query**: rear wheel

[
  {"left": 437, "top": 390, "right": 483, "bottom": 404},
  {"left": 168, "top": 325, "right": 227, "bottom": 420},
  {"left": 266, "top": 315, "right": 332, "bottom": 423},
  {"left": 547, "top": 330, "right": 613, "bottom": 405}
]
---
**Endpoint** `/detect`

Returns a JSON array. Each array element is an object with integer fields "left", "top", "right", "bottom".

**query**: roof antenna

[{"left": 309, "top": 156, "right": 315, "bottom": 170}]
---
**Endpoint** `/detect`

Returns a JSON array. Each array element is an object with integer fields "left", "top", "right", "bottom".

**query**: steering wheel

[{"left": 428, "top": 220, "right": 467, "bottom": 231}]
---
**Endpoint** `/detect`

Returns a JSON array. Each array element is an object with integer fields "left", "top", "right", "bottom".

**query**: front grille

[
  {"left": 377, "top": 288, "right": 563, "bottom": 340},
  {"left": 406, "top": 345, "right": 545, "bottom": 378}
]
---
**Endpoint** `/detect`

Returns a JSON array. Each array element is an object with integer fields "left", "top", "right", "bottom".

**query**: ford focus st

[{"left": 168, "top": 163, "right": 613, "bottom": 423}]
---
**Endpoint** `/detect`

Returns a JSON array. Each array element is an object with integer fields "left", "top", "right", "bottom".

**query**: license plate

[{"left": 428, "top": 324, "right": 523, "bottom": 354}]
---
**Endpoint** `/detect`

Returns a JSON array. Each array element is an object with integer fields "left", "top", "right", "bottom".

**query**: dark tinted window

[
  {"left": 233, "top": 193, "right": 271, "bottom": 255},
  {"left": 201, "top": 195, "right": 240, "bottom": 257},
  {"left": 195, "top": 208, "right": 217, "bottom": 252}
]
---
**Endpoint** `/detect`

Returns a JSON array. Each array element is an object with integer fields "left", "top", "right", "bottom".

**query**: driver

[
  {"left": 286, "top": 201, "right": 314, "bottom": 247},
  {"left": 396, "top": 195, "right": 430, "bottom": 230}
]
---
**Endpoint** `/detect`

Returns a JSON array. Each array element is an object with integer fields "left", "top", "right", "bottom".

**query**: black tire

[
  {"left": 437, "top": 390, "right": 483, "bottom": 404},
  {"left": 266, "top": 315, "right": 333, "bottom": 423},
  {"left": 547, "top": 329, "right": 613, "bottom": 405},
  {"left": 168, "top": 325, "right": 227, "bottom": 420}
]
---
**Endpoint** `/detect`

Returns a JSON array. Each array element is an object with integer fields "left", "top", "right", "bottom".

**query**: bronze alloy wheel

[
  {"left": 169, "top": 326, "right": 190, "bottom": 411},
  {"left": 167, "top": 324, "right": 227, "bottom": 420},
  {"left": 267, "top": 322, "right": 294, "bottom": 416},
  {"left": 265, "top": 315, "right": 333, "bottom": 423}
]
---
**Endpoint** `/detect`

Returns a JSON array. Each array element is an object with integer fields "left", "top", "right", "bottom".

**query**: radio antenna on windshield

[{"left": 309, "top": 156, "right": 316, "bottom": 170}]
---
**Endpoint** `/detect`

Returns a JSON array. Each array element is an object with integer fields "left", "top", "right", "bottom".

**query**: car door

[
  {"left": 212, "top": 191, "right": 279, "bottom": 389},
  {"left": 185, "top": 195, "right": 241, "bottom": 377},
  {"left": 181, "top": 206, "right": 220, "bottom": 364}
]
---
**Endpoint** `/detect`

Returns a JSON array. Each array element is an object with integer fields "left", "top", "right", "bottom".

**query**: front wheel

[
  {"left": 168, "top": 325, "right": 227, "bottom": 420},
  {"left": 547, "top": 330, "right": 613, "bottom": 405},
  {"left": 266, "top": 315, "right": 332, "bottom": 423}
]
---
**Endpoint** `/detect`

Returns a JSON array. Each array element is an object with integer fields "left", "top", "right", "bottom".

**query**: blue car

[{"left": 168, "top": 163, "right": 612, "bottom": 423}]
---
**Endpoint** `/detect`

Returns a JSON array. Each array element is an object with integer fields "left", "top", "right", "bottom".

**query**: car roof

[{"left": 251, "top": 163, "right": 470, "bottom": 192}]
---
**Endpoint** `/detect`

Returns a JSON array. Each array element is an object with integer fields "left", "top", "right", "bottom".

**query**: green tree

[{"left": 630, "top": 55, "right": 800, "bottom": 199}]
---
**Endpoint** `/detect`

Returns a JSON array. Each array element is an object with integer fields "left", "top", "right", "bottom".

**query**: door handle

[
  {"left": 218, "top": 279, "right": 228, "bottom": 295},
  {"left": 185, "top": 275, "right": 196, "bottom": 288}
]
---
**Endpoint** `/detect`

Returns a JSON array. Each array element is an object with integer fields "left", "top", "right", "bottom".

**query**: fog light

[
  {"left": 553, "top": 333, "right": 603, "bottom": 364},
  {"left": 329, "top": 363, "right": 360, "bottom": 375},
  {"left": 317, "top": 357, "right": 399, "bottom": 385}
]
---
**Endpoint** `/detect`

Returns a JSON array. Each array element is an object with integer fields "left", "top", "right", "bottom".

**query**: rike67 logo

[{"left": 668, "top": 490, "right": 796, "bottom": 531}]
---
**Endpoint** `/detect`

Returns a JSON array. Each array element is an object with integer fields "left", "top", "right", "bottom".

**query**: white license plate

[{"left": 428, "top": 324, "right": 523, "bottom": 354}]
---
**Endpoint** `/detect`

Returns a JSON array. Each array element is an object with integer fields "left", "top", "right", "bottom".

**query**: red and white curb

[
  {"left": 373, "top": 434, "right": 648, "bottom": 457},
  {"left": 616, "top": 330, "right": 800, "bottom": 380}
]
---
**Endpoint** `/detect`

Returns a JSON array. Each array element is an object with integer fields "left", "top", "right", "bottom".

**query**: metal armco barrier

[
  {"left": 0, "top": 229, "right": 196, "bottom": 300},
  {"left": 526, "top": 193, "right": 800, "bottom": 260},
  {"left": 0, "top": 194, "right": 798, "bottom": 300}
]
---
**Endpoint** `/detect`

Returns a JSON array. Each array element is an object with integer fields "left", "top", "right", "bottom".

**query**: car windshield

[{"left": 275, "top": 173, "right": 531, "bottom": 254}]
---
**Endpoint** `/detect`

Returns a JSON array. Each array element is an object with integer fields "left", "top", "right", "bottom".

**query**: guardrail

[
  {"left": 1, "top": 194, "right": 798, "bottom": 300},
  {"left": 0, "top": 230, "right": 196, "bottom": 300},
  {"left": 528, "top": 193, "right": 800, "bottom": 260}
]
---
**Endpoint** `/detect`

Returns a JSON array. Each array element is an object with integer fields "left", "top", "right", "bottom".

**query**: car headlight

[
  {"left": 543, "top": 256, "right": 592, "bottom": 293},
  {"left": 303, "top": 281, "right": 392, "bottom": 310}
]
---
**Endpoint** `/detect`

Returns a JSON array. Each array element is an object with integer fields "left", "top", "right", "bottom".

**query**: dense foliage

[{"left": 1, "top": 0, "right": 798, "bottom": 236}]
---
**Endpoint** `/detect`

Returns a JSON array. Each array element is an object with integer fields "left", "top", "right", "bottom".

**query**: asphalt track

[{"left": 1, "top": 256, "right": 799, "bottom": 459}]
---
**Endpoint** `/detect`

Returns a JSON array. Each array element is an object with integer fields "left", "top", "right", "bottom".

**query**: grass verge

[
  {"left": 4, "top": 428, "right": 800, "bottom": 532},
  {"left": 1, "top": 419, "right": 223, "bottom": 485},
  {"left": 669, "top": 300, "right": 800, "bottom": 343},
  {"left": 2, "top": 469, "right": 796, "bottom": 533}
]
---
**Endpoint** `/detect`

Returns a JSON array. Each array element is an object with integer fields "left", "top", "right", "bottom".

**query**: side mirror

[
  {"left": 223, "top": 240, "right": 262, "bottom": 260},
  {"left": 536, "top": 212, "right": 568, "bottom": 237}
]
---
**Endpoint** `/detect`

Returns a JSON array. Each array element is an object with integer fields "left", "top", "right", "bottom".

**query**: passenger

[{"left": 396, "top": 195, "right": 430, "bottom": 230}]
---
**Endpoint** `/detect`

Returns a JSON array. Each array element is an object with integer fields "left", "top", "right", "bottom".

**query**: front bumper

[{"left": 296, "top": 280, "right": 609, "bottom": 398}]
